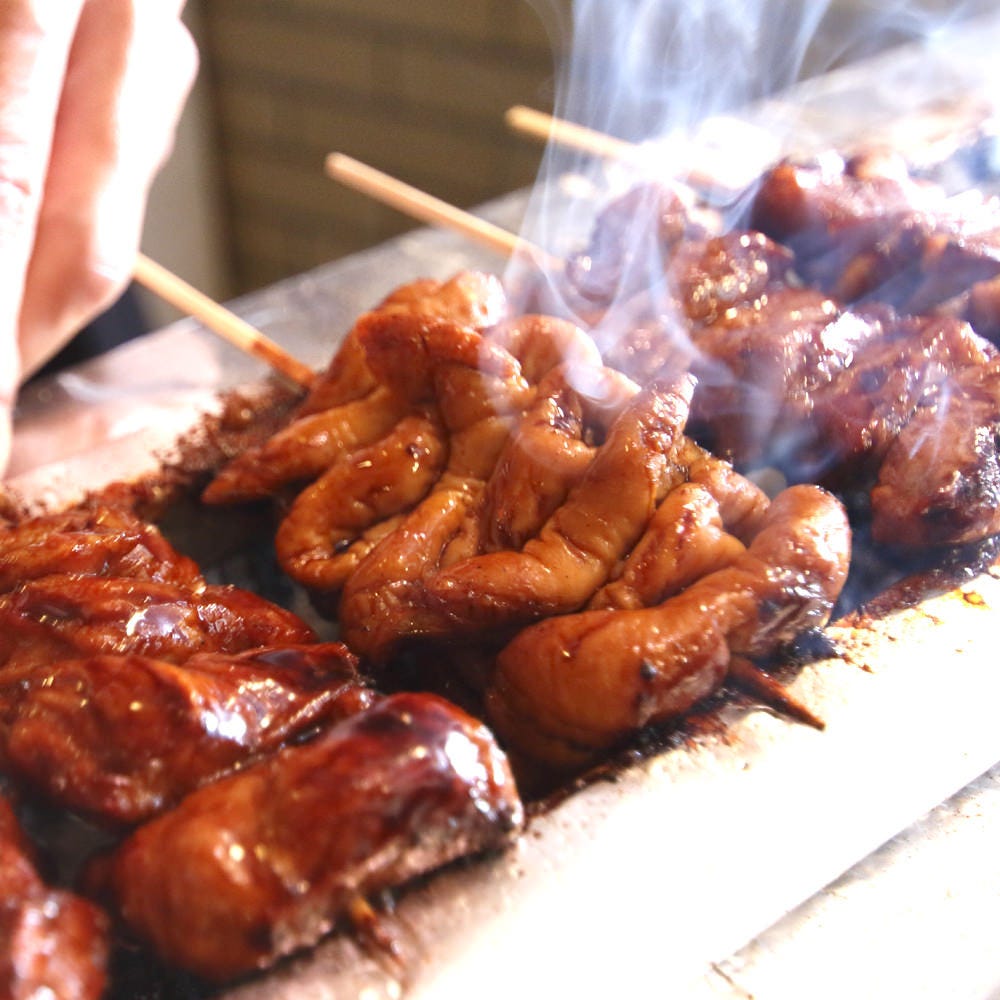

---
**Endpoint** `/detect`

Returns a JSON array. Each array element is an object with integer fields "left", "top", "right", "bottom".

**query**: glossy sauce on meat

[
  {"left": 99, "top": 692, "right": 523, "bottom": 982},
  {"left": 0, "top": 576, "right": 316, "bottom": 670},
  {"left": 0, "top": 643, "right": 373, "bottom": 825},
  {"left": 0, "top": 794, "right": 108, "bottom": 999},
  {"left": 0, "top": 505, "right": 203, "bottom": 593}
]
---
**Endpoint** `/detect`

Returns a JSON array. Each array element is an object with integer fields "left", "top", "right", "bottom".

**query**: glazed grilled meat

[
  {"left": 559, "top": 169, "right": 1000, "bottom": 548},
  {"left": 800, "top": 312, "right": 994, "bottom": 482},
  {"left": 0, "top": 575, "right": 316, "bottom": 671},
  {"left": 98, "top": 692, "right": 523, "bottom": 982},
  {"left": 0, "top": 643, "right": 373, "bottom": 826},
  {"left": 0, "top": 501, "right": 317, "bottom": 674},
  {"left": 750, "top": 155, "right": 1000, "bottom": 331},
  {"left": 339, "top": 374, "right": 693, "bottom": 662},
  {"left": 0, "top": 495, "right": 530, "bottom": 992},
  {"left": 488, "top": 483, "right": 850, "bottom": 771},
  {"left": 203, "top": 271, "right": 509, "bottom": 505},
  {"left": 0, "top": 505, "right": 203, "bottom": 592},
  {"left": 0, "top": 794, "right": 108, "bottom": 999}
]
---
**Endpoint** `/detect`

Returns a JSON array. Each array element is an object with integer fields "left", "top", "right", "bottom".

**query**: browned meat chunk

[
  {"left": 685, "top": 286, "right": 850, "bottom": 465},
  {"left": 751, "top": 157, "right": 1000, "bottom": 330},
  {"left": 0, "top": 504, "right": 203, "bottom": 593},
  {"left": 0, "top": 575, "right": 316, "bottom": 671},
  {"left": 804, "top": 313, "right": 994, "bottom": 485},
  {"left": 0, "top": 643, "right": 373, "bottom": 825},
  {"left": 0, "top": 795, "right": 108, "bottom": 999},
  {"left": 872, "top": 354, "right": 1000, "bottom": 546},
  {"left": 98, "top": 692, "right": 522, "bottom": 982},
  {"left": 750, "top": 156, "right": 927, "bottom": 292}
]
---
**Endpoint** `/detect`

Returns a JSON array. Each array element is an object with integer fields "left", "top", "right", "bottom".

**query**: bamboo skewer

[
  {"left": 505, "top": 105, "right": 641, "bottom": 163},
  {"left": 505, "top": 104, "right": 746, "bottom": 194},
  {"left": 132, "top": 253, "right": 315, "bottom": 390},
  {"left": 324, "top": 153, "right": 562, "bottom": 272}
]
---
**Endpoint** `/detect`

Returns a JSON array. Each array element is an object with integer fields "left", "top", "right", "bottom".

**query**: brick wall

[{"left": 199, "top": 0, "right": 559, "bottom": 293}]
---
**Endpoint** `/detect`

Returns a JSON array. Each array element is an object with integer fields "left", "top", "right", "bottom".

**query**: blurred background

[
  {"left": 139, "top": 0, "right": 555, "bottom": 328},
  {"left": 131, "top": 0, "right": 993, "bottom": 330}
]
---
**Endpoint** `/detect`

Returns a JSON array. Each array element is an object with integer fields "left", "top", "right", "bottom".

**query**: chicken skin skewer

[
  {"left": 487, "top": 483, "right": 850, "bottom": 772},
  {"left": 418, "top": 375, "right": 695, "bottom": 638},
  {"left": 202, "top": 271, "right": 509, "bottom": 505}
]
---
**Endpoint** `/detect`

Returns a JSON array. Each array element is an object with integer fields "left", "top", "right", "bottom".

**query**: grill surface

[{"left": 8, "top": 14, "right": 1000, "bottom": 998}]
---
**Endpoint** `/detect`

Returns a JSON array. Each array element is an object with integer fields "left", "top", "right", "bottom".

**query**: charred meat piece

[
  {"left": 0, "top": 794, "right": 108, "bottom": 1000},
  {"left": 601, "top": 231, "right": 798, "bottom": 381},
  {"left": 749, "top": 155, "right": 932, "bottom": 291},
  {"left": 601, "top": 253, "right": 1000, "bottom": 548},
  {"left": 0, "top": 575, "right": 316, "bottom": 671},
  {"left": 98, "top": 692, "right": 523, "bottom": 983},
  {"left": 0, "top": 643, "right": 373, "bottom": 826},
  {"left": 802, "top": 313, "right": 994, "bottom": 486},
  {"left": 685, "top": 286, "right": 848, "bottom": 465}
]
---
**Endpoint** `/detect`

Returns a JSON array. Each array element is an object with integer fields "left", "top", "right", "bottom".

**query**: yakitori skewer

[
  {"left": 324, "top": 153, "right": 562, "bottom": 272},
  {"left": 133, "top": 253, "right": 315, "bottom": 390},
  {"left": 317, "top": 159, "right": 827, "bottom": 732}
]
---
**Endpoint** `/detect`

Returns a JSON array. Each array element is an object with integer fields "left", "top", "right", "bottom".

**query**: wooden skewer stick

[
  {"left": 728, "top": 655, "right": 826, "bottom": 731},
  {"left": 325, "top": 153, "right": 562, "bottom": 272},
  {"left": 505, "top": 104, "right": 744, "bottom": 194},
  {"left": 132, "top": 252, "right": 316, "bottom": 390},
  {"left": 505, "top": 104, "right": 641, "bottom": 163}
]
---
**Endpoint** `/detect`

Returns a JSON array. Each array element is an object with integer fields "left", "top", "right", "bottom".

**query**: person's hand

[{"left": 0, "top": 0, "right": 197, "bottom": 476}]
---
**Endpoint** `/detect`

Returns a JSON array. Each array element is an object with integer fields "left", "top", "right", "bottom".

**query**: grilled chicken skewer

[{"left": 93, "top": 692, "right": 522, "bottom": 983}]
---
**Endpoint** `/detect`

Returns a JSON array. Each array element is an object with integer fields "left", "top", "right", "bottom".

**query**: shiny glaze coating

[
  {"left": 0, "top": 575, "right": 316, "bottom": 671},
  {"left": 0, "top": 795, "right": 108, "bottom": 999},
  {"left": 202, "top": 271, "right": 508, "bottom": 504},
  {"left": 101, "top": 692, "right": 523, "bottom": 982},
  {"left": 481, "top": 363, "right": 639, "bottom": 551},
  {"left": 488, "top": 484, "right": 851, "bottom": 771},
  {"left": 275, "top": 412, "right": 448, "bottom": 593},
  {"left": 0, "top": 643, "right": 373, "bottom": 825},
  {"left": 339, "top": 375, "right": 693, "bottom": 661},
  {"left": 420, "top": 375, "right": 696, "bottom": 635},
  {"left": 0, "top": 504, "right": 203, "bottom": 592}
]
